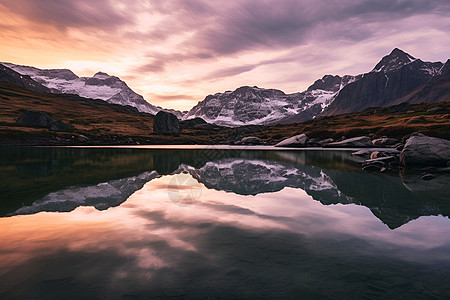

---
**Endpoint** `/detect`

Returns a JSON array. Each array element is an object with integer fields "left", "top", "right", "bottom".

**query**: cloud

[
  {"left": 1, "top": 0, "right": 135, "bottom": 31},
  {"left": 204, "top": 65, "right": 258, "bottom": 81},
  {"left": 140, "top": 0, "right": 450, "bottom": 57},
  {"left": 150, "top": 94, "right": 196, "bottom": 101},
  {"left": 135, "top": 60, "right": 167, "bottom": 73}
]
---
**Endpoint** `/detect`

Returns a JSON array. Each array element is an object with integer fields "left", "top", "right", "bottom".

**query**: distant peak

[
  {"left": 307, "top": 74, "right": 342, "bottom": 92},
  {"left": 93, "top": 71, "right": 111, "bottom": 78},
  {"left": 372, "top": 48, "right": 416, "bottom": 73}
]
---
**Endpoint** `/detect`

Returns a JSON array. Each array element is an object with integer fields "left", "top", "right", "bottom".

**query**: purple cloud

[{"left": 1, "top": 0, "right": 135, "bottom": 31}]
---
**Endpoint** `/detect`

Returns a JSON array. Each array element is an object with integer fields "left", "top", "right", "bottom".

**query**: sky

[{"left": 1, "top": 0, "right": 450, "bottom": 111}]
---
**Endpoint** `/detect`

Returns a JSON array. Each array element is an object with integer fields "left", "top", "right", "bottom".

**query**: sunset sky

[{"left": 1, "top": 0, "right": 449, "bottom": 111}]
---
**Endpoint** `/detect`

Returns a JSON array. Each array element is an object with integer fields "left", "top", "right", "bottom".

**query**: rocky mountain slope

[
  {"left": 0, "top": 64, "right": 51, "bottom": 93},
  {"left": 323, "top": 48, "right": 443, "bottom": 115},
  {"left": 1, "top": 62, "right": 183, "bottom": 118},
  {"left": 183, "top": 75, "right": 356, "bottom": 127},
  {"left": 393, "top": 59, "right": 450, "bottom": 105}
]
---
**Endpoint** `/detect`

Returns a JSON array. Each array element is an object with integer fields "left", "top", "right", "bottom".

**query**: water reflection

[
  {"left": 1, "top": 147, "right": 449, "bottom": 230},
  {"left": 1, "top": 174, "right": 450, "bottom": 299},
  {"left": 1, "top": 147, "right": 450, "bottom": 299}
]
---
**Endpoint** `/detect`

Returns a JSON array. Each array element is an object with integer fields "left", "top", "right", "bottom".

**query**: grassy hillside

[{"left": 0, "top": 81, "right": 449, "bottom": 145}]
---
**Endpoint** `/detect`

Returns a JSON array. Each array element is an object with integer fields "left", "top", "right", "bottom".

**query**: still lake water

[{"left": 0, "top": 146, "right": 450, "bottom": 300}]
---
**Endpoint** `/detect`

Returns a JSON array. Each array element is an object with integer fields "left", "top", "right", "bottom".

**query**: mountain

[
  {"left": 184, "top": 48, "right": 447, "bottom": 126},
  {"left": 323, "top": 48, "right": 443, "bottom": 115},
  {"left": 1, "top": 62, "right": 183, "bottom": 118},
  {"left": 0, "top": 63, "right": 51, "bottom": 93},
  {"left": 183, "top": 75, "right": 356, "bottom": 127}
]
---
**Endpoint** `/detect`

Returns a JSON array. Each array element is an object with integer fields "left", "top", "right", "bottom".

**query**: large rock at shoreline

[
  {"left": 16, "top": 111, "right": 53, "bottom": 128},
  {"left": 153, "top": 111, "right": 180, "bottom": 135},
  {"left": 324, "top": 136, "right": 373, "bottom": 148},
  {"left": 275, "top": 134, "right": 309, "bottom": 147},
  {"left": 400, "top": 134, "right": 450, "bottom": 166}
]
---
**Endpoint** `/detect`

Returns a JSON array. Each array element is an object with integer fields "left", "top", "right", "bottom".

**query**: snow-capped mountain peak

[
  {"left": 2, "top": 62, "right": 183, "bottom": 117},
  {"left": 372, "top": 48, "right": 416, "bottom": 73},
  {"left": 183, "top": 75, "right": 354, "bottom": 126}
]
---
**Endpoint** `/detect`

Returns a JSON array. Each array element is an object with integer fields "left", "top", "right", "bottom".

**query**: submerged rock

[
  {"left": 352, "top": 150, "right": 372, "bottom": 157},
  {"left": 153, "top": 111, "right": 180, "bottom": 135},
  {"left": 421, "top": 174, "right": 435, "bottom": 181},
  {"left": 275, "top": 134, "right": 309, "bottom": 147},
  {"left": 16, "top": 111, "right": 53, "bottom": 128},
  {"left": 324, "top": 136, "right": 373, "bottom": 148},
  {"left": 362, "top": 163, "right": 385, "bottom": 172},
  {"left": 400, "top": 134, "right": 450, "bottom": 166}
]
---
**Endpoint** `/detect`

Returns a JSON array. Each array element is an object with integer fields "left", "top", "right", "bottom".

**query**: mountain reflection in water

[{"left": 1, "top": 147, "right": 449, "bottom": 230}]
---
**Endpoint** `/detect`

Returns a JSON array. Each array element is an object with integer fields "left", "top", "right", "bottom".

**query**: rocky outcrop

[
  {"left": 275, "top": 134, "right": 309, "bottom": 147},
  {"left": 16, "top": 111, "right": 53, "bottom": 128},
  {"left": 324, "top": 136, "right": 373, "bottom": 148},
  {"left": 400, "top": 134, "right": 450, "bottom": 166},
  {"left": 16, "top": 110, "right": 75, "bottom": 132},
  {"left": 236, "top": 136, "right": 262, "bottom": 145},
  {"left": 372, "top": 137, "right": 401, "bottom": 147},
  {"left": 153, "top": 111, "right": 180, "bottom": 135},
  {"left": 49, "top": 120, "right": 75, "bottom": 132},
  {"left": 324, "top": 49, "right": 443, "bottom": 116}
]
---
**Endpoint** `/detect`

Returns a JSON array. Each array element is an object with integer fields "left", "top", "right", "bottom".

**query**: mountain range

[
  {"left": 185, "top": 48, "right": 449, "bottom": 125},
  {"left": 1, "top": 62, "right": 183, "bottom": 118},
  {"left": 1, "top": 48, "right": 449, "bottom": 127}
]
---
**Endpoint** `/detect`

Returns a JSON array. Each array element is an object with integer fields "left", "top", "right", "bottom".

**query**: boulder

[
  {"left": 180, "top": 117, "right": 208, "bottom": 129},
  {"left": 237, "top": 136, "right": 262, "bottom": 145},
  {"left": 400, "top": 133, "right": 450, "bottom": 166},
  {"left": 372, "top": 137, "right": 400, "bottom": 147},
  {"left": 49, "top": 120, "right": 75, "bottom": 132},
  {"left": 153, "top": 111, "right": 180, "bottom": 135},
  {"left": 16, "top": 111, "right": 53, "bottom": 128},
  {"left": 306, "top": 138, "right": 321, "bottom": 147},
  {"left": 324, "top": 136, "right": 373, "bottom": 148},
  {"left": 318, "top": 138, "right": 334, "bottom": 146},
  {"left": 275, "top": 134, "right": 309, "bottom": 147}
]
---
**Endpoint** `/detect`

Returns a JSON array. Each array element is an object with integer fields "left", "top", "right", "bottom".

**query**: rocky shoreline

[{"left": 272, "top": 132, "right": 450, "bottom": 179}]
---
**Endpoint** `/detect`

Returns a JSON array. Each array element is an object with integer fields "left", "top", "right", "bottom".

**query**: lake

[{"left": 0, "top": 146, "right": 449, "bottom": 299}]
